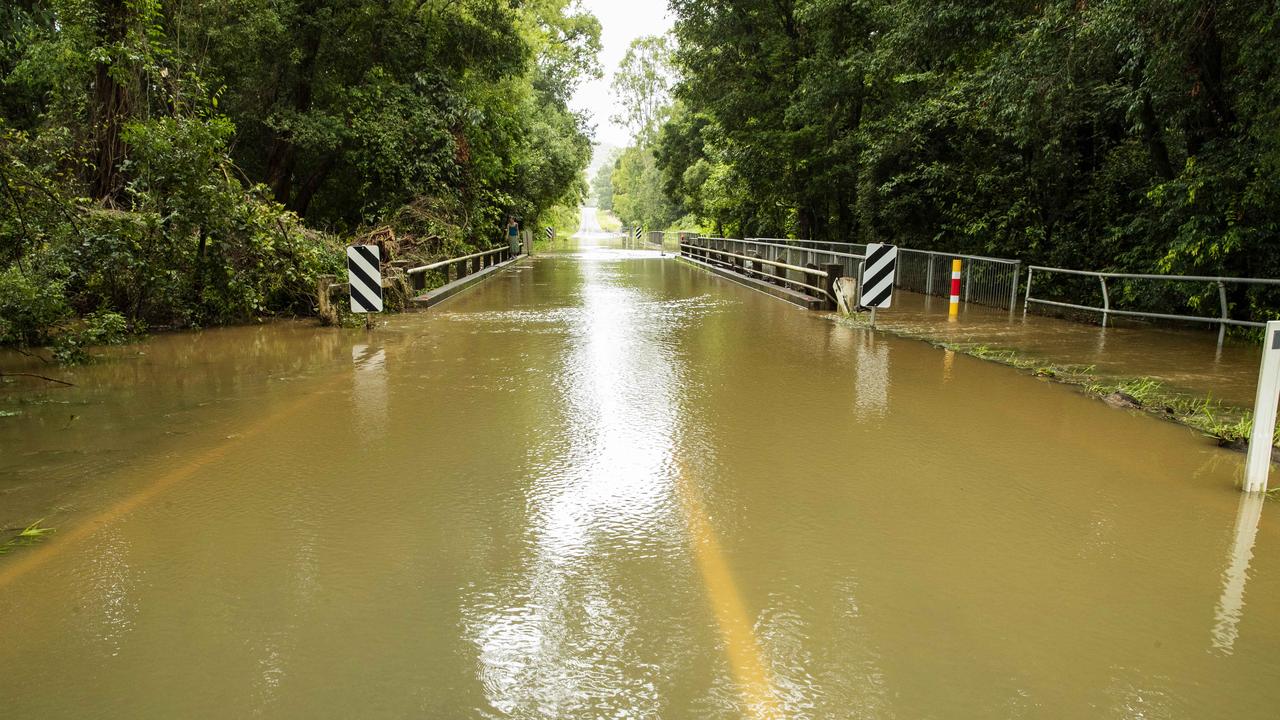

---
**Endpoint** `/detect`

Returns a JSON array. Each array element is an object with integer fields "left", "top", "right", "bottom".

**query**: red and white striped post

[{"left": 948, "top": 259, "right": 962, "bottom": 318}]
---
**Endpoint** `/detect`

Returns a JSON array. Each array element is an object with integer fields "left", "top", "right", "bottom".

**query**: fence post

[
  {"left": 1218, "top": 281, "right": 1229, "bottom": 348},
  {"left": 949, "top": 259, "right": 962, "bottom": 318},
  {"left": 317, "top": 275, "right": 334, "bottom": 317},
  {"left": 1009, "top": 261, "right": 1021, "bottom": 311},
  {"left": 1244, "top": 321, "right": 1280, "bottom": 493},
  {"left": 1024, "top": 267, "right": 1034, "bottom": 315},
  {"left": 926, "top": 254, "right": 935, "bottom": 296},
  {"left": 822, "top": 263, "right": 843, "bottom": 311},
  {"left": 1099, "top": 276, "right": 1110, "bottom": 328}
]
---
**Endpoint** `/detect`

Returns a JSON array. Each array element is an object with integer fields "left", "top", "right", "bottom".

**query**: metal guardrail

[
  {"left": 748, "top": 238, "right": 1022, "bottom": 311},
  {"left": 1024, "top": 266, "right": 1280, "bottom": 343},
  {"left": 406, "top": 245, "right": 516, "bottom": 291},
  {"left": 679, "top": 240, "right": 841, "bottom": 305},
  {"left": 714, "top": 237, "right": 865, "bottom": 282},
  {"left": 678, "top": 233, "right": 1279, "bottom": 341}
]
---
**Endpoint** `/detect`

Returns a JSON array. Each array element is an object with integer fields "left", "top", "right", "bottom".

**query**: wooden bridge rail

[{"left": 406, "top": 246, "right": 515, "bottom": 291}]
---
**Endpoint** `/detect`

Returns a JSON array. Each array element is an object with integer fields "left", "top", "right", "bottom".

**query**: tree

[
  {"left": 656, "top": 0, "right": 1280, "bottom": 320},
  {"left": 611, "top": 145, "right": 678, "bottom": 230},
  {"left": 592, "top": 147, "right": 621, "bottom": 209},
  {"left": 610, "top": 35, "right": 675, "bottom": 146},
  {"left": 0, "top": 0, "right": 602, "bottom": 343}
]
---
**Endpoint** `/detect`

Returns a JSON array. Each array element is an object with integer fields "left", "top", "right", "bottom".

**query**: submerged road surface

[{"left": 1, "top": 238, "right": 1278, "bottom": 718}]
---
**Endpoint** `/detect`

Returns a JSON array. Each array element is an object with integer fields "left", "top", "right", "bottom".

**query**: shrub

[{"left": 0, "top": 264, "right": 71, "bottom": 346}]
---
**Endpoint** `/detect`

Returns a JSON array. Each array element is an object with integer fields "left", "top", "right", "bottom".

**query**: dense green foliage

[
  {"left": 1, "top": 0, "right": 598, "bottom": 348},
  {"left": 655, "top": 0, "right": 1280, "bottom": 317},
  {"left": 591, "top": 147, "right": 620, "bottom": 210},
  {"left": 602, "top": 35, "right": 686, "bottom": 232}
]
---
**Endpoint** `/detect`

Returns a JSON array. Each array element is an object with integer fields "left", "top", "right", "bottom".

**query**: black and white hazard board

[
  {"left": 634, "top": 226, "right": 643, "bottom": 240},
  {"left": 859, "top": 243, "right": 898, "bottom": 309},
  {"left": 347, "top": 244, "right": 383, "bottom": 313},
  {"left": 545, "top": 227, "right": 554, "bottom": 240}
]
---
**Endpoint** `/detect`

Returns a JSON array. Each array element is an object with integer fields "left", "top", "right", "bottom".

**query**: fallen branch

[
  {"left": 0, "top": 371, "right": 75, "bottom": 387},
  {"left": 14, "top": 347, "right": 52, "bottom": 364}
]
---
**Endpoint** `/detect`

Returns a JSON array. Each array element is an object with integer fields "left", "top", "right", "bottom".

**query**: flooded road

[{"left": 2, "top": 238, "right": 1279, "bottom": 718}]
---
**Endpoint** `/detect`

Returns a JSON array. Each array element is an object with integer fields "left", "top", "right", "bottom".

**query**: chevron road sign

[
  {"left": 347, "top": 244, "right": 383, "bottom": 313},
  {"left": 859, "top": 243, "right": 898, "bottom": 309}
]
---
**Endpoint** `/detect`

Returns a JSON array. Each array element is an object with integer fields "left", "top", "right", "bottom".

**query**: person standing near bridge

[{"left": 506, "top": 216, "right": 520, "bottom": 255}]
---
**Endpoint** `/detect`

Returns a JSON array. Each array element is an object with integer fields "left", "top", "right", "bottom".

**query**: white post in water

[{"left": 1243, "top": 320, "right": 1280, "bottom": 492}]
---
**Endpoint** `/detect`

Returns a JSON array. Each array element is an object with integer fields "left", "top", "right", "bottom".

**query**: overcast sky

[{"left": 570, "top": 0, "right": 674, "bottom": 153}]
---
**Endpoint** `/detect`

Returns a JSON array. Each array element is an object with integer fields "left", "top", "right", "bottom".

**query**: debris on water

[{"left": 1103, "top": 391, "right": 1143, "bottom": 409}]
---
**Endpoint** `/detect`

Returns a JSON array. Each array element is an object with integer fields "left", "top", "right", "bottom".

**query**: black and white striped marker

[
  {"left": 634, "top": 226, "right": 644, "bottom": 240},
  {"left": 347, "top": 244, "right": 383, "bottom": 313},
  {"left": 859, "top": 243, "right": 898, "bottom": 309}
]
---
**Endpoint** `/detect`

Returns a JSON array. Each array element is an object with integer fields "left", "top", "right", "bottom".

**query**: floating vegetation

[{"left": 0, "top": 520, "right": 55, "bottom": 555}]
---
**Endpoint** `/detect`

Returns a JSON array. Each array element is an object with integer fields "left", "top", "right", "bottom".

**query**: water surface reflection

[{"left": 466, "top": 257, "right": 685, "bottom": 716}]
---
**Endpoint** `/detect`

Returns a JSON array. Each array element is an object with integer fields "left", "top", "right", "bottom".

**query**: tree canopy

[
  {"left": 1, "top": 0, "right": 600, "bottom": 346},
  {"left": 652, "top": 0, "right": 1280, "bottom": 315}
]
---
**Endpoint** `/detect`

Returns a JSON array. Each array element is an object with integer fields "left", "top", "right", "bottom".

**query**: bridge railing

[
  {"left": 1024, "top": 266, "right": 1280, "bottom": 343},
  {"left": 680, "top": 237, "right": 855, "bottom": 308},
  {"left": 659, "top": 231, "right": 701, "bottom": 252},
  {"left": 747, "top": 238, "right": 1022, "bottom": 311},
  {"left": 405, "top": 245, "right": 516, "bottom": 291},
  {"left": 745, "top": 238, "right": 867, "bottom": 282}
]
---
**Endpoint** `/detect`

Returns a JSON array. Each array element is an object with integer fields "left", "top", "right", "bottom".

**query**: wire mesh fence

[{"left": 895, "top": 249, "right": 1021, "bottom": 310}]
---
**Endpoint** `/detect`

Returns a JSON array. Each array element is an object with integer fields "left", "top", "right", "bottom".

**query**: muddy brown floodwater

[{"left": 1, "top": 236, "right": 1278, "bottom": 718}]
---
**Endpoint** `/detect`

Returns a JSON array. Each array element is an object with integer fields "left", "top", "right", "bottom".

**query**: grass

[{"left": 0, "top": 519, "right": 55, "bottom": 555}]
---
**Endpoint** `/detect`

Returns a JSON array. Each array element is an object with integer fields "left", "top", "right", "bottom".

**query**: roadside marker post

[
  {"left": 1244, "top": 321, "right": 1280, "bottom": 493},
  {"left": 859, "top": 244, "right": 897, "bottom": 329},
  {"left": 949, "top": 259, "right": 963, "bottom": 319},
  {"left": 546, "top": 227, "right": 555, "bottom": 241},
  {"left": 347, "top": 245, "right": 382, "bottom": 329}
]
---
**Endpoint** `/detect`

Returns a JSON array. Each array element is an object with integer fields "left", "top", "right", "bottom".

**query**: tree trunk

[
  {"left": 265, "top": 28, "right": 324, "bottom": 206},
  {"left": 290, "top": 155, "right": 336, "bottom": 217},
  {"left": 1184, "top": 6, "right": 1236, "bottom": 158},
  {"left": 1138, "top": 94, "right": 1175, "bottom": 181},
  {"left": 89, "top": 0, "right": 131, "bottom": 201}
]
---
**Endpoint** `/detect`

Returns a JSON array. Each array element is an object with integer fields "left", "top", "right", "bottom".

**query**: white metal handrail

[{"left": 1024, "top": 265, "right": 1280, "bottom": 342}]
